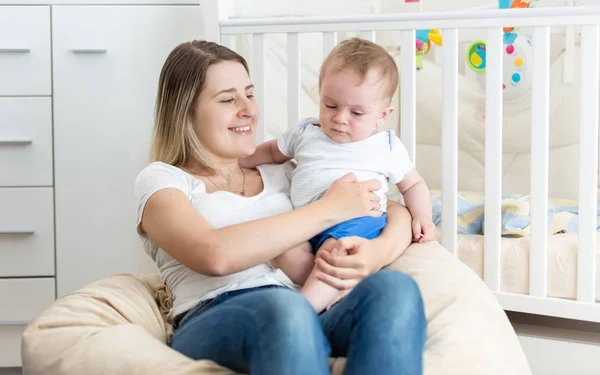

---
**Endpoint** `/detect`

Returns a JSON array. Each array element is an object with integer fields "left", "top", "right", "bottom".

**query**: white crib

[{"left": 201, "top": 1, "right": 600, "bottom": 323}]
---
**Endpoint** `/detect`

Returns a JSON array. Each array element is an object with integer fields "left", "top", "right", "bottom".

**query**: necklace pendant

[{"left": 240, "top": 190, "right": 246, "bottom": 196}]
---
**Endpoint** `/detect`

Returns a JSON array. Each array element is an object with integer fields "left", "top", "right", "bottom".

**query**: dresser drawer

[
  {"left": 0, "top": 6, "right": 51, "bottom": 96},
  {"left": 0, "top": 188, "right": 55, "bottom": 277},
  {"left": 0, "top": 97, "right": 53, "bottom": 187},
  {"left": 0, "top": 279, "right": 56, "bottom": 367},
  {"left": 0, "top": 325, "right": 26, "bottom": 367},
  {"left": 0, "top": 278, "right": 55, "bottom": 325}
]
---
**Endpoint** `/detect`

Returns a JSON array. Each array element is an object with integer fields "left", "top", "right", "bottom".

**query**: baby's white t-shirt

[
  {"left": 134, "top": 161, "right": 297, "bottom": 319},
  {"left": 278, "top": 118, "right": 414, "bottom": 212}
]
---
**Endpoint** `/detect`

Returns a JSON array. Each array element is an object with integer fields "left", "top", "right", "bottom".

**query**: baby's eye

[
  {"left": 325, "top": 104, "right": 336, "bottom": 109},
  {"left": 352, "top": 112, "right": 364, "bottom": 116}
]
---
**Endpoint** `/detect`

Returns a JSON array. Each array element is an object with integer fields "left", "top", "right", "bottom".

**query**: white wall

[
  {"left": 382, "top": 0, "right": 491, "bottom": 12},
  {"left": 234, "top": 0, "right": 381, "bottom": 18},
  {"left": 234, "top": 0, "right": 586, "bottom": 16},
  {"left": 233, "top": 0, "right": 495, "bottom": 18}
]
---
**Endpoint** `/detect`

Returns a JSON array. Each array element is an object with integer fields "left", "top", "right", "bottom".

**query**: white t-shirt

[
  {"left": 134, "top": 161, "right": 297, "bottom": 319},
  {"left": 278, "top": 118, "right": 414, "bottom": 212}
]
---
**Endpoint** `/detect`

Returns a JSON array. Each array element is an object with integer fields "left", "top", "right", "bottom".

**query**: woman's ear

[{"left": 376, "top": 106, "right": 394, "bottom": 128}]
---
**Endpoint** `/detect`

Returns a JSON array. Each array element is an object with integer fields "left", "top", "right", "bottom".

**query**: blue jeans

[{"left": 169, "top": 270, "right": 426, "bottom": 375}]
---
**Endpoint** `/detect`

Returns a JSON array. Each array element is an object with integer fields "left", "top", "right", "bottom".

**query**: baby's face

[{"left": 319, "top": 67, "right": 393, "bottom": 143}]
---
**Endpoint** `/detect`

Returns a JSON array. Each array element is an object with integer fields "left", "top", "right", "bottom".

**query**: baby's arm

[
  {"left": 239, "top": 140, "right": 290, "bottom": 168},
  {"left": 396, "top": 169, "right": 436, "bottom": 242},
  {"left": 269, "top": 242, "right": 314, "bottom": 285}
]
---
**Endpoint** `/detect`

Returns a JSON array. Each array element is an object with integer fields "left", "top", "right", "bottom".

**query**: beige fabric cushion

[{"left": 22, "top": 241, "right": 531, "bottom": 375}]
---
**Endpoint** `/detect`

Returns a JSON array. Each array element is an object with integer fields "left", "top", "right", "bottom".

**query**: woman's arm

[
  {"left": 314, "top": 200, "right": 414, "bottom": 290},
  {"left": 140, "top": 173, "right": 382, "bottom": 277},
  {"left": 372, "top": 201, "right": 414, "bottom": 267}
]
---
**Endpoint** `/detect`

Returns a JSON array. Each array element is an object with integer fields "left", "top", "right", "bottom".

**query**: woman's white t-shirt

[{"left": 134, "top": 161, "right": 297, "bottom": 319}]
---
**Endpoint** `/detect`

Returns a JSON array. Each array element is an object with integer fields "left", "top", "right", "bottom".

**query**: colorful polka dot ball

[{"left": 502, "top": 33, "right": 532, "bottom": 100}]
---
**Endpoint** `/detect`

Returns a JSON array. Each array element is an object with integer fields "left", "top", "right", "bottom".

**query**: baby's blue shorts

[{"left": 308, "top": 214, "right": 388, "bottom": 253}]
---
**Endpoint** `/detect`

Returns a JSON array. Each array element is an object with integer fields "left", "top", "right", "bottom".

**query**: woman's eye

[
  {"left": 246, "top": 94, "right": 255, "bottom": 99},
  {"left": 221, "top": 98, "right": 234, "bottom": 103}
]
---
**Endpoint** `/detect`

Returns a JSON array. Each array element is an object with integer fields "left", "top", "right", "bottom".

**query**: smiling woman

[
  {"left": 209, "top": 82, "right": 256, "bottom": 137},
  {"left": 187, "top": 60, "right": 258, "bottom": 169},
  {"left": 151, "top": 47, "right": 257, "bottom": 174},
  {"left": 132, "top": 39, "right": 422, "bottom": 375}
]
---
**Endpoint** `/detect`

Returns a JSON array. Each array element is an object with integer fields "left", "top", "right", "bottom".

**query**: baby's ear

[{"left": 376, "top": 106, "right": 394, "bottom": 127}]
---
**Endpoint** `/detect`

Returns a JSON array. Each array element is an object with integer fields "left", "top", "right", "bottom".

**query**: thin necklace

[{"left": 205, "top": 165, "right": 246, "bottom": 196}]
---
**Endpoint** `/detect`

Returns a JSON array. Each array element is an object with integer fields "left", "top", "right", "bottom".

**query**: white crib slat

[
  {"left": 564, "top": 25, "right": 576, "bottom": 84},
  {"left": 530, "top": 26, "right": 551, "bottom": 298},
  {"left": 577, "top": 24, "right": 599, "bottom": 303},
  {"left": 441, "top": 28, "right": 458, "bottom": 256},
  {"left": 322, "top": 32, "right": 337, "bottom": 58},
  {"left": 221, "top": 35, "right": 237, "bottom": 51},
  {"left": 360, "top": 30, "right": 376, "bottom": 42},
  {"left": 252, "top": 34, "right": 266, "bottom": 143},
  {"left": 287, "top": 33, "right": 301, "bottom": 128},
  {"left": 484, "top": 27, "right": 503, "bottom": 292},
  {"left": 400, "top": 30, "right": 416, "bottom": 164}
]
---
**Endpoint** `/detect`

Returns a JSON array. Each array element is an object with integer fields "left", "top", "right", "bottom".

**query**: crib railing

[
  {"left": 202, "top": 2, "right": 600, "bottom": 322},
  {"left": 577, "top": 24, "right": 599, "bottom": 304},
  {"left": 529, "top": 25, "right": 551, "bottom": 299}
]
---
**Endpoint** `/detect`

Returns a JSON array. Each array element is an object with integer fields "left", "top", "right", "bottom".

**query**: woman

[{"left": 135, "top": 40, "right": 426, "bottom": 375}]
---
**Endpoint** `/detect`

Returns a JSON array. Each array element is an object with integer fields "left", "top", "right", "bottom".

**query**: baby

[{"left": 241, "top": 38, "right": 436, "bottom": 313}]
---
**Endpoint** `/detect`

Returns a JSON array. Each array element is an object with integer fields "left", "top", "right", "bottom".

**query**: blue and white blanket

[{"left": 388, "top": 189, "right": 600, "bottom": 237}]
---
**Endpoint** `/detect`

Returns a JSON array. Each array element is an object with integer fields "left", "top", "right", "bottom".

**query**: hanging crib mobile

[{"left": 466, "top": 0, "right": 535, "bottom": 99}]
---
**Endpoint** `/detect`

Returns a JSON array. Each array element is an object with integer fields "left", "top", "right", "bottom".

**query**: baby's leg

[
  {"left": 269, "top": 242, "right": 314, "bottom": 286},
  {"left": 300, "top": 237, "right": 348, "bottom": 313}
]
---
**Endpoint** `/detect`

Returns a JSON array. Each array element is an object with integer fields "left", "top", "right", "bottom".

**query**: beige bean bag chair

[{"left": 21, "top": 241, "right": 532, "bottom": 375}]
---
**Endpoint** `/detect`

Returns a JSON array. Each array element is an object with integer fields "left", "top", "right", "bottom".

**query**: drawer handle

[
  {"left": 0, "top": 138, "right": 33, "bottom": 145},
  {"left": 0, "top": 320, "right": 30, "bottom": 326},
  {"left": 0, "top": 229, "right": 35, "bottom": 235},
  {"left": 70, "top": 48, "right": 107, "bottom": 54},
  {"left": 0, "top": 47, "right": 31, "bottom": 53}
]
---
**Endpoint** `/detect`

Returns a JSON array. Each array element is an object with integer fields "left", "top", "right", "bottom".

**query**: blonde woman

[{"left": 135, "top": 40, "right": 426, "bottom": 375}]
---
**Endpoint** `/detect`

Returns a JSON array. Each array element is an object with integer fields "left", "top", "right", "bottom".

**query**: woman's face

[{"left": 192, "top": 60, "right": 259, "bottom": 163}]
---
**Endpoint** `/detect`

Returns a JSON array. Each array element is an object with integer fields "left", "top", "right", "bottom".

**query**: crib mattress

[{"left": 453, "top": 233, "right": 600, "bottom": 302}]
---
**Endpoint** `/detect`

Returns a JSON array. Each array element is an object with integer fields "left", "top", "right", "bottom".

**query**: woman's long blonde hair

[{"left": 150, "top": 40, "right": 249, "bottom": 173}]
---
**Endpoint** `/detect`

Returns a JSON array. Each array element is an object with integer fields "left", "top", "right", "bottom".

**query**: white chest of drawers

[
  {"left": 0, "top": 1, "right": 203, "bottom": 367},
  {"left": 0, "top": 6, "right": 51, "bottom": 96},
  {"left": 0, "top": 5, "right": 56, "bottom": 368}
]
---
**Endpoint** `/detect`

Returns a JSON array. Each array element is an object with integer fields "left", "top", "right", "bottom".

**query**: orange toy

[{"left": 503, "top": 0, "right": 531, "bottom": 33}]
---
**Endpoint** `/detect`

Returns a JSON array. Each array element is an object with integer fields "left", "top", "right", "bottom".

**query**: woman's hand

[
  {"left": 316, "top": 201, "right": 413, "bottom": 293},
  {"left": 314, "top": 236, "right": 386, "bottom": 291},
  {"left": 321, "top": 173, "right": 382, "bottom": 222}
]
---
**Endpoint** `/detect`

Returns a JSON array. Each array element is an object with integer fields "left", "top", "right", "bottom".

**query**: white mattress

[{"left": 451, "top": 232, "right": 600, "bottom": 302}]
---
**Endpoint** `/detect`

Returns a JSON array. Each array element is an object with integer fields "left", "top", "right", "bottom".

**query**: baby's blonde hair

[{"left": 319, "top": 37, "right": 399, "bottom": 103}]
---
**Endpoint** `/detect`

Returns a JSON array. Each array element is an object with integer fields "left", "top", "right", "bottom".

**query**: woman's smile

[{"left": 229, "top": 125, "right": 253, "bottom": 135}]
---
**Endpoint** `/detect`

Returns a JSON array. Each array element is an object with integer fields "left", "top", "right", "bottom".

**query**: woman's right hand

[{"left": 321, "top": 173, "right": 382, "bottom": 221}]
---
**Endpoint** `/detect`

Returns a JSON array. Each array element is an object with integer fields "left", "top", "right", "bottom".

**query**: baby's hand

[
  {"left": 412, "top": 214, "right": 437, "bottom": 243},
  {"left": 238, "top": 156, "right": 255, "bottom": 169}
]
